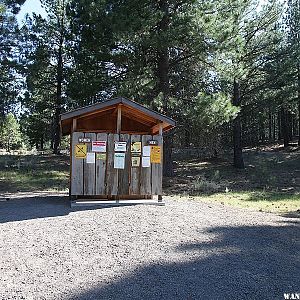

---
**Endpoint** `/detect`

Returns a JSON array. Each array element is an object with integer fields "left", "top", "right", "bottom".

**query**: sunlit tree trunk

[
  {"left": 232, "top": 78, "right": 244, "bottom": 169},
  {"left": 157, "top": 0, "right": 173, "bottom": 177}
]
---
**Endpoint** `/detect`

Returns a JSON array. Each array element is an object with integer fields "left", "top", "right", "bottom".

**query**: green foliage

[
  {"left": 0, "top": 3, "right": 5, "bottom": 14},
  {"left": 192, "top": 93, "right": 239, "bottom": 129},
  {"left": 2, "top": 0, "right": 298, "bottom": 159},
  {"left": 0, "top": 113, "right": 22, "bottom": 151},
  {"left": 0, "top": 8, "right": 23, "bottom": 117}
]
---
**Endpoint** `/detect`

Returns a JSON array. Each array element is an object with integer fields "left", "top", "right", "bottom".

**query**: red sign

[{"left": 92, "top": 141, "right": 107, "bottom": 152}]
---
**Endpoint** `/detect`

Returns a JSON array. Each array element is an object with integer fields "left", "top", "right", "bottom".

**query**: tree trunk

[
  {"left": 298, "top": 64, "right": 300, "bottom": 145},
  {"left": 40, "top": 135, "right": 44, "bottom": 150},
  {"left": 259, "top": 121, "right": 265, "bottom": 143},
  {"left": 184, "top": 128, "right": 190, "bottom": 147},
  {"left": 277, "top": 111, "right": 281, "bottom": 140},
  {"left": 298, "top": 114, "right": 300, "bottom": 144},
  {"left": 288, "top": 111, "right": 293, "bottom": 141},
  {"left": 53, "top": 34, "right": 64, "bottom": 154},
  {"left": 157, "top": 0, "right": 173, "bottom": 177},
  {"left": 281, "top": 107, "right": 289, "bottom": 148},
  {"left": 232, "top": 79, "right": 244, "bottom": 169},
  {"left": 273, "top": 115, "right": 276, "bottom": 141},
  {"left": 268, "top": 108, "right": 272, "bottom": 141}
]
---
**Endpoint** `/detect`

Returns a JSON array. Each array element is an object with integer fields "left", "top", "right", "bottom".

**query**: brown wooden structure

[{"left": 60, "top": 97, "right": 175, "bottom": 203}]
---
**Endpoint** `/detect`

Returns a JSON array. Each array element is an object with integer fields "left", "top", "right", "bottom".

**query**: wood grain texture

[
  {"left": 140, "top": 135, "right": 152, "bottom": 195},
  {"left": 71, "top": 132, "right": 83, "bottom": 195},
  {"left": 118, "top": 134, "right": 130, "bottom": 195},
  {"left": 106, "top": 133, "right": 119, "bottom": 195},
  {"left": 151, "top": 135, "right": 163, "bottom": 195},
  {"left": 130, "top": 135, "right": 141, "bottom": 195},
  {"left": 83, "top": 132, "right": 96, "bottom": 195},
  {"left": 95, "top": 133, "right": 107, "bottom": 195}
]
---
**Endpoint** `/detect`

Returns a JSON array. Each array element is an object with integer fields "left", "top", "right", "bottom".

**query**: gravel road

[{"left": 0, "top": 194, "right": 299, "bottom": 300}]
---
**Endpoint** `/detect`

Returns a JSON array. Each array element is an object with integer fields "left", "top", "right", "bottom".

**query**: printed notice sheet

[
  {"left": 86, "top": 152, "right": 95, "bottom": 164},
  {"left": 114, "top": 153, "right": 125, "bottom": 169},
  {"left": 142, "top": 156, "right": 151, "bottom": 168}
]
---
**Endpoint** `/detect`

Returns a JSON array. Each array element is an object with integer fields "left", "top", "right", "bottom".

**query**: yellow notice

[
  {"left": 150, "top": 146, "right": 161, "bottom": 164},
  {"left": 75, "top": 144, "right": 87, "bottom": 159},
  {"left": 131, "top": 142, "right": 141, "bottom": 154}
]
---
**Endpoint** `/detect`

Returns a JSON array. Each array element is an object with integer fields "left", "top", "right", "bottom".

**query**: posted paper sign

[
  {"left": 143, "top": 145, "right": 151, "bottom": 157},
  {"left": 142, "top": 156, "right": 151, "bottom": 168},
  {"left": 92, "top": 141, "right": 106, "bottom": 152},
  {"left": 86, "top": 152, "right": 95, "bottom": 164},
  {"left": 114, "top": 141, "right": 127, "bottom": 152},
  {"left": 150, "top": 146, "right": 161, "bottom": 164},
  {"left": 131, "top": 142, "right": 141, "bottom": 154},
  {"left": 131, "top": 156, "right": 140, "bottom": 167},
  {"left": 96, "top": 153, "right": 106, "bottom": 160},
  {"left": 75, "top": 144, "right": 87, "bottom": 159},
  {"left": 114, "top": 153, "right": 125, "bottom": 169}
]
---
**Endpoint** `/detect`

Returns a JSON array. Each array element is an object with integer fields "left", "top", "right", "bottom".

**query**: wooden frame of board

[{"left": 60, "top": 97, "right": 175, "bottom": 203}]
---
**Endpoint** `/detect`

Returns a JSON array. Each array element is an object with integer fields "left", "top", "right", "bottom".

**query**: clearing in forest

[{"left": 0, "top": 145, "right": 299, "bottom": 214}]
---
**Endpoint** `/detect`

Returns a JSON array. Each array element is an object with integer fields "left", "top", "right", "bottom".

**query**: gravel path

[{"left": 0, "top": 194, "right": 299, "bottom": 300}]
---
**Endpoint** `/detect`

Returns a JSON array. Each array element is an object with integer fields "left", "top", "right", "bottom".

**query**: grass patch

[
  {"left": 192, "top": 191, "right": 300, "bottom": 214},
  {"left": 0, "top": 154, "right": 69, "bottom": 193},
  {"left": 165, "top": 146, "right": 300, "bottom": 214}
]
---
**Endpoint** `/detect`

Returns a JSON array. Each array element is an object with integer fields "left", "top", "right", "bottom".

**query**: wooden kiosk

[{"left": 60, "top": 97, "right": 175, "bottom": 205}]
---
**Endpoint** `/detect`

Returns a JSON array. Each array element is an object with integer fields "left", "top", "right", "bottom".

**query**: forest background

[{"left": 0, "top": 0, "right": 299, "bottom": 197}]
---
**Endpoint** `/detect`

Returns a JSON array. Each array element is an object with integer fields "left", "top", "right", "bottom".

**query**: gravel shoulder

[{"left": 0, "top": 195, "right": 299, "bottom": 300}]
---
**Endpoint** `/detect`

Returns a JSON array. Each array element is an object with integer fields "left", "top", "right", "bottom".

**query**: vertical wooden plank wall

[
  {"left": 140, "top": 134, "right": 152, "bottom": 195},
  {"left": 71, "top": 132, "right": 163, "bottom": 197},
  {"left": 130, "top": 135, "right": 141, "bottom": 195},
  {"left": 118, "top": 134, "right": 130, "bottom": 195},
  {"left": 106, "top": 133, "right": 119, "bottom": 195},
  {"left": 71, "top": 132, "right": 83, "bottom": 195},
  {"left": 151, "top": 135, "right": 163, "bottom": 195},
  {"left": 95, "top": 133, "right": 107, "bottom": 195},
  {"left": 83, "top": 132, "right": 96, "bottom": 195}
]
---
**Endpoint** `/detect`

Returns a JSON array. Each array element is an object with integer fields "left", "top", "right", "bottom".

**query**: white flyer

[
  {"left": 86, "top": 152, "right": 95, "bottom": 164},
  {"left": 114, "top": 141, "right": 127, "bottom": 152},
  {"left": 143, "top": 145, "right": 151, "bottom": 157},
  {"left": 142, "top": 156, "right": 151, "bottom": 168},
  {"left": 92, "top": 141, "right": 107, "bottom": 152},
  {"left": 114, "top": 153, "right": 125, "bottom": 169}
]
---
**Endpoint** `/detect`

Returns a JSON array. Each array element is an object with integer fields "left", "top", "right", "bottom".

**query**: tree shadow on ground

[
  {"left": 0, "top": 196, "right": 151, "bottom": 223},
  {"left": 169, "top": 151, "right": 300, "bottom": 194},
  {"left": 0, "top": 196, "right": 71, "bottom": 223},
  {"left": 67, "top": 222, "right": 300, "bottom": 300}
]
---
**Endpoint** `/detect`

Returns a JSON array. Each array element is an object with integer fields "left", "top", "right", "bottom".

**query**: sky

[
  {"left": 16, "top": 0, "right": 274, "bottom": 25},
  {"left": 17, "top": 0, "right": 46, "bottom": 24}
]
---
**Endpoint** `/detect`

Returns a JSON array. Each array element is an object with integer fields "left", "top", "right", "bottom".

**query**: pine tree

[
  {"left": 286, "top": 0, "right": 300, "bottom": 145},
  {"left": 0, "top": 113, "right": 22, "bottom": 151},
  {"left": 23, "top": 0, "right": 71, "bottom": 153}
]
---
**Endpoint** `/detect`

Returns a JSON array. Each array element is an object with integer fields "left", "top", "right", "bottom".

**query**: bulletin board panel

[{"left": 70, "top": 132, "right": 163, "bottom": 197}]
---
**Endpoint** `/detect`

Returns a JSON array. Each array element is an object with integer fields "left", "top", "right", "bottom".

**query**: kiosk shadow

[
  {"left": 0, "top": 195, "right": 71, "bottom": 223},
  {"left": 68, "top": 222, "right": 300, "bottom": 300}
]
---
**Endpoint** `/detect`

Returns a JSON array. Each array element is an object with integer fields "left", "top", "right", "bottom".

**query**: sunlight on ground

[
  {"left": 0, "top": 154, "right": 69, "bottom": 193},
  {"left": 182, "top": 192, "right": 300, "bottom": 214}
]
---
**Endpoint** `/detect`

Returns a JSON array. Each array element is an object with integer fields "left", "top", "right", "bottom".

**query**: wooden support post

[
  {"left": 159, "top": 122, "right": 163, "bottom": 136},
  {"left": 116, "top": 105, "right": 122, "bottom": 202},
  {"left": 72, "top": 118, "right": 77, "bottom": 132},
  {"left": 117, "top": 105, "right": 122, "bottom": 134},
  {"left": 69, "top": 118, "right": 77, "bottom": 198},
  {"left": 158, "top": 122, "right": 163, "bottom": 202}
]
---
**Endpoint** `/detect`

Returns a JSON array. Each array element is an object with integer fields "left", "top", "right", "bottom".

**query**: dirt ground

[
  {"left": 0, "top": 194, "right": 299, "bottom": 300},
  {"left": 166, "top": 146, "right": 300, "bottom": 194}
]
